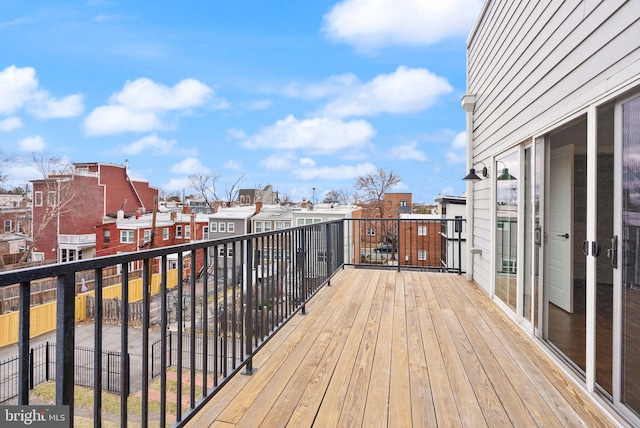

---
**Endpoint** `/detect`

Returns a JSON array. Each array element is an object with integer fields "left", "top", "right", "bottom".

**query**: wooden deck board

[{"left": 185, "top": 269, "right": 617, "bottom": 428}]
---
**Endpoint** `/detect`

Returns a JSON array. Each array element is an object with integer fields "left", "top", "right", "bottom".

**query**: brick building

[{"left": 30, "top": 161, "right": 159, "bottom": 263}]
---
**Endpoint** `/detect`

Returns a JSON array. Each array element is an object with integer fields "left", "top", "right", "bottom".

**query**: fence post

[
  {"left": 29, "top": 348, "right": 34, "bottom": 390},
  {"left": 45, "top": 342, "right": 50, "bottom": 382},
  {"left": 244, "top": 239, "right": 255, "bottom": 375}
]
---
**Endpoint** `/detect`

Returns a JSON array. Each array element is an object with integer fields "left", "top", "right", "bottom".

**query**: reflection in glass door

[
  {"left": 621, "top": 95, "right": 640, "bottom": 415},
  {"left": 496, "top": 151, "right": 518, "bottom": 311}
]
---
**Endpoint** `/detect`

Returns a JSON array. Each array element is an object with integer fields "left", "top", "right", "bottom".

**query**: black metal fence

[
  {"left": 0, "top": 220, "right": 345, "bottom": 427},
  {"left": 344, "top": 217, "right": 466, "bottom": 273},
  {"left": 0, "top": 343, "right": 124, "bottom": 404},
  {"left": 0, "top": 218, "right": 464, "bottom": 426}
]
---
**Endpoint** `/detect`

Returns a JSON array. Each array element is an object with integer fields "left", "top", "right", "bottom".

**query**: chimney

[
  {"left": 170, "top": 211, "right": 177, "bottom": 221},
  {"left": 254, "top": 201, "right": 263, "bottom": 215},
  {"left": 182, "top": 204, "right": 191, "bottom": 214},
  {"left": 301, "top": 199, "right": 308, "bottom": 209},
  {"left": 214, "top": 200, "right": 223, "bottom": 213}
]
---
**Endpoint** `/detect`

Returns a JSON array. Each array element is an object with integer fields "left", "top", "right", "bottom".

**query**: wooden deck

[{"left": 186, "top": 269, "right": 616, "bottom": 427}]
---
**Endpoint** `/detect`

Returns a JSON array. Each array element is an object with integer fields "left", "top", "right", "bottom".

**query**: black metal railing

[
  {"left": 0, "top": 217, "right": 464, "bottom": 426},
  {"left": 0, "top": 220, "right": 345, "bottom": 427},
  {"left": 344, "top": 218, "right": 465, "bottom": 273}
]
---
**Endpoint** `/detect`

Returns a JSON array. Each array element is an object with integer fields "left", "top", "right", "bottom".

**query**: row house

[
  {"left": 30, "top": 161, "right": 158, "bottom": 263},
  {"left": 0, "top": 194, "right": 31, "bottom": 266},
  {"left": 95, "top": 209, "right": 209, "bottom": 278}
]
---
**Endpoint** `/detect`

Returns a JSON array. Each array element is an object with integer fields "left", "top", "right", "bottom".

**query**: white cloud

[
  {"left": 293, "top": 162, "right": 376, "bottom": 180},
  {"left": 223, "top": 159, "right": 242, "bottom": 170},
  {"left": 110, "top": 78, "right": 212, "bottom": 111},
  {"left": 163, "top": 177, "right": 192, "bottom": 192},
  {"left": 30, "top": 94, "right": 84, "bottom": 119},
  {"left": 18, "top": 136, "right": 46, "bottom": 152},
  {"left": 84, "top": 77, "right": 213, "bottom": 136},
  {"left": 0, "top": 65, "right": 84, "bottom": 118},
  {"left": 0, "top": 66, "right": 39, "bottom": 114},
  {"left": 388, "top": 141, "right": 427, "bottom": 161},
  {"left": 322, "top": 0, "right": 483, "bottom": 52},
  {"left": 260, "top": 152, "right": 296, "bottom": 170},
  {"left": 0, "top": 116, "right": 23, "bottom": 132},
  {"left": 452, "top": 131, "right": 466, "bottom": 148},
  {"left": 122, "top": 135, "right": 177, "bottom": 155},
  {"left": 446, "top": 131, "right": 466, "bottom": 164},
  {"left": 241, "top": 115, "right": 376, "bottom": 155},
  {"left": 284, "top": 74, "right": 358, "bottom": 99},
  {"left": 299, "top": 157, "right": 316, "bottom": 167},
  {"left": 320, "top": 66, "right": 452, "bottom": 118},
  {"left": 227, "top": 128, "right": 247, "bottom": 139},
  {"left": 85, "top": 105, "right": 162, "bottom": 135},
  {"left": 170, "top": 157, "right": 210, "bottom": 175}
]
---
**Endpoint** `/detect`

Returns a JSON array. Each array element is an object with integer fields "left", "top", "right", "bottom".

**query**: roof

[{"left": 209, "top": 206, "right": 257, "bottom": 220}]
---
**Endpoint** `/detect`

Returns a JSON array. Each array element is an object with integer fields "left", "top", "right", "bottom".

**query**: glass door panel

[
  {"left": 496, "top": 151, "right": 518, "bottom": 311},
  {"left": 622, "top": 95, "right": 640, "bottom": 414}
]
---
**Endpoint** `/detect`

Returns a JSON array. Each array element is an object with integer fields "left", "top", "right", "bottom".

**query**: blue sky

[{"left": 0, "top": 0, "right": 483, "bottom": 204}]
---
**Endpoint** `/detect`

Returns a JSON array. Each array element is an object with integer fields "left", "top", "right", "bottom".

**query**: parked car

[{"left": 374, "top": 243, "right": 394, "bottom": 253}]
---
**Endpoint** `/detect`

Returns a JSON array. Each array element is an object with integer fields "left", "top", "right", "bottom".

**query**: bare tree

[
  {"left": 355, "top": 168, "right": 401, "bottom": 218},
  {"left": 223, "top": 173, "right": 246, "bottom": 205},
  {"left": 323, "top": 188, "right": 352, "bottom": 205},
  {"left": 188, "top": 172, "right": 246, "bottom": 210},
  {"left": 188, "top": 172, "right": 221, "bottom": 211},
  {"left": 0, "top": 150, "right": 10, "bottom": 185},
  {"left": 18, "top": 153, "right": 83, "bottom": 264}
]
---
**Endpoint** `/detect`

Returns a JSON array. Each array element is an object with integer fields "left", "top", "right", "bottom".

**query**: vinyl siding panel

[{"left": 466, "top": 0, "right": 640, "bottom": 292}]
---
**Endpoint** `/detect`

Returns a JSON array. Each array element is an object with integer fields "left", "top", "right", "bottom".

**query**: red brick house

[
  {"left": 30, "top": 162, "right": 159, "bottom": 263},
  {"left": 95, "top": 209, "right": 210, "bottom": 276}
]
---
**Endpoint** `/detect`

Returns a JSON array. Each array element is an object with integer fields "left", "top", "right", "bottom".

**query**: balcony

[{"left": 0, "top": 219, "right": 615, "bottom": 426}]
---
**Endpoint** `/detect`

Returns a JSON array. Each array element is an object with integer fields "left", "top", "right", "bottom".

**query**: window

[
  {"left": 48, "top": 191, "right": 56, "bottom": 206},
  {"left": 219, "top": 222, "right": 226, "bottom": 233},
  {"left": 4, "top": 220, "right": 11, "bottom": 232},
  {"left": 16, "top": 221, "right": 23, "bottom": 233},
  {"left": 120, "top": 230, "right": 134, "bottom": 243},
  {"left": 103, "top": 229, "right": 111, "bottom": 244},
  {"left": 418, "top": 226, "right": 427, "bottom": 236},
  {"left": 176, "top": 225, "right": 183, "bottom": 238},
  {"left": 35, "top": 191, "right": 43, "bottom": 206},
  {"left": 227, "top": 223, "right": 234, "bottom": 233},
  {"left": 210, "top": 222, "right": 217, "bottom": 233},
  {"left": 163, "top": 228, "right": 169, "bottom": 240},
  {"left": 275, "top": 221, "right": 283, "bottom": 230},
  {"left": 218, "top": 247, "right": 234, "bottom": 258},
  {"left": 418, "top": 250, "right": 427, "bottom": 261},
  {"left": 284, "top": 221, "right": 291, "bottom": 228},
  {"left": 203, "top": 226, "right": 209, "bottom": 239},
  {"left": 185, "top": 225, "right": 191, "bottom": 238},
  {"left": 263, "top": 222, "right": 271, "bottom": 232},
  {"left": 400, "top": 200, "right": 407, "bottom": 207},
  {"left": 366, "top": 228, "right": 376, "bottom": 236},
  {"left": 255, "top": 221, "right": 262, "bottom": 233},
  {"left": 144, "top": 230, "right": 152, "bottom": 242},
  {"left": 296, "top": 219, "right": 305, "bottom": 226}
]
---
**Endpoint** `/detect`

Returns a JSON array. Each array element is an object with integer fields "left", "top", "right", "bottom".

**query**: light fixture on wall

[
  {"left": 462, "top": 161, "right": 488, "bottom": 181},
  {"left": 496, "top": 161, "right": 516, "bottom": 181}
]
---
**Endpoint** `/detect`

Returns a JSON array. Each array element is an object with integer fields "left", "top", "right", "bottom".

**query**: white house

[{"left": 464, "top": 0, "right": 640, "bottom": 424}]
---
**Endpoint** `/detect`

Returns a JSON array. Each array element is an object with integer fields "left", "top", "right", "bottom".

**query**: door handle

[
  {"left": 557, "top": 233, "right": 569, "bottom": 239},
  {"left": 592, "top": 241, "right": 600, "bottom": 257},
  {"left": 607, "top": 236, "right": 618, "bottom": 269},
  {"left": 582, "top": 240, "right": 589, "bottom": 256}
]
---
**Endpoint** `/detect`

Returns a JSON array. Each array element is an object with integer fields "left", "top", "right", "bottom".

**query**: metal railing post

[
  {"left": 56, "top": 273, "right": 75, "bottom": 426},
  {"left": 244, "top": 239, "right": 255, "bottom": 375},
  {"left": 18, "top": 280, "right": 30, "bottom": 404}
]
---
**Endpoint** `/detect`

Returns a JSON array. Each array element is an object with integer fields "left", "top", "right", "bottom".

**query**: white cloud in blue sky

[
  {"left": 239, "top": 115, "right": 376, "bottom": 155},
  {"left": 0, "top": 117, "right": 22, "bottom": 132},
  {"left": 323, "top": 0, "right": 483, "bottom": 52},
  {"left": 18, "top": 135, "right": 46, "bottom": 152},
  {"left": 84, "top": 78, "right": 214, "bottom": 135}
]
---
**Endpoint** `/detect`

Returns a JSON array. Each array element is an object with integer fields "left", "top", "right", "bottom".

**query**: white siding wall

[{"left": 467, "top": 0, "right": 640, "bottom": 292}]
